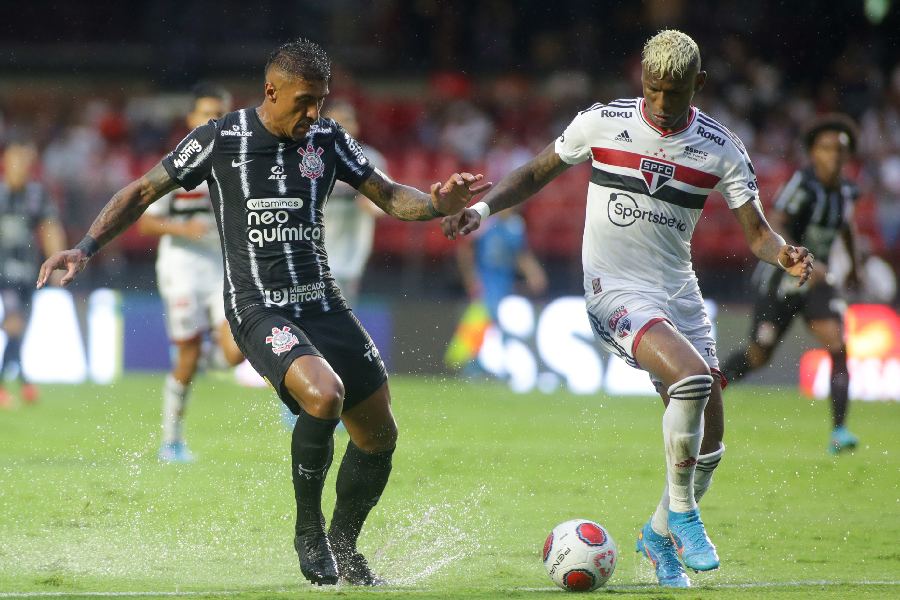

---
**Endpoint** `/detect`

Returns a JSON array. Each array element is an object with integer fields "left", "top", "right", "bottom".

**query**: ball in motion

[{"left": 543, "top": 519, "right": 617, "bottom": 592}]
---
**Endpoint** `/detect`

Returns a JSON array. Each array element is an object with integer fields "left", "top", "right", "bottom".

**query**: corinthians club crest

[
  {"left": 298, "top": 143, "right": 325, "bottom": 179},
  {"left": 266, "top": 326, "right": 300, "bottom": 355}
]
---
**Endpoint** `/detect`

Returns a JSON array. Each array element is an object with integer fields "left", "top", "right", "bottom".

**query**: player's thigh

[
  {"left": 634, "top": 319, "right": 710, "bottom": 389},
  {"left": 230, "top": 305, "right": 338, "bottom": 416},
  {"left": 585, "top": 288, "right": 669, "bottom": 372},
  {"left": 748, "top": 292, "right": 797, "bottom": 352},
  {"left": 807, "top": 318, "right": 845, "bottom": 353},
  {"left": 302, "top": 309, "right": 388, "bottom": 413},
  {"left": 802, "top": 283, "right": 846, "bottom": 352},
  {"left": 340, "top": 381, "right": 397, "bottom": 453}
]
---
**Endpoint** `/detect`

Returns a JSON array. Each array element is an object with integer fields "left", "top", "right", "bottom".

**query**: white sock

[
  {"left": 663, "top": 375, "right": 711, "bottom": 513},
  {"left": 161, "top": 374, "right": 190, "bottom": 444},
  {"left": 694, "top": 443, "right": 725, "bottom": 502},
  {"left": 650, "top": 477, "right": 670, "bottom": 536}
]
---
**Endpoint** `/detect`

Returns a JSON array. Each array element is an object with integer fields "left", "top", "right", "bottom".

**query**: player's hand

[
  {"left": 441, "top": 207, "right": 483, "bottom": 240},
  {"left": 36, "top": 249, "right": 90, "bottom": 289},
  {"left": 181, "top": 219, "right": 210, "bottom": 239},
  {"left": 777, "top": 245, "right": 814, "bottom": 287},
  {"left": 430, "top": 173, "right": 492, "bottom": 218}
]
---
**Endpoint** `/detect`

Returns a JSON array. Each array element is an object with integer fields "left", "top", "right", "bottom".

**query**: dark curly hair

[
  {"left": 803, "top": 113, "right": 858, "bottom": 154},
  {"left": 265, "top": 38, "right": 331, "bottom": 82},
  {"left": 191, "top": 81, "right": 231, "bottom": 105}
]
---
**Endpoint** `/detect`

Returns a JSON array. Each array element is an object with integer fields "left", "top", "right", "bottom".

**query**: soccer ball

[{"left": 543, "top": 519, "right": 617, "bottom": 592}]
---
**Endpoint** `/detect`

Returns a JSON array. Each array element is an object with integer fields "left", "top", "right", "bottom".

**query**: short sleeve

[
  {"left": 554, "top": 113, "right": 593, "bottom": 165},
  {"left": 772, "top": 172, "right": 808, "bottom": 216},
  {"left": 332, "top": 122, "right": 375, "bottom": 189},
  {"left": 714, "top": 151, "right": 758, "bottom": 210},
  {"left": 144, "top": 191, "right": 173, "bottom": 217},
  {"left": 161, "top": 121, "right": 217, "bottom": 191}
]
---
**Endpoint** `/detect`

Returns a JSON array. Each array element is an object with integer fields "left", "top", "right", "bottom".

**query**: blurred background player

[
  {"left": 0, "top": 139, "right": 66, "bottom": 407},
  {"left": 455, "top": 206, "right": 547, "bottom": 378},
  {"left": 321, "top": 100, "right": 386, "bottom": 307},
  {"left": 137, "top": 82, "right": 244, "bottom": 463},
  {"left": 721, "top": 114, "right": 862, "bottom": 454}
]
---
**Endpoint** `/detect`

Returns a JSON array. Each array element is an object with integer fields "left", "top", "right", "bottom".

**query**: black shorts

[
  {"left": 231, "top": 305, "right": 387, "bottom": 414},
  {"left": 749, "top": 276, "right": 842, "bottom": 347}
]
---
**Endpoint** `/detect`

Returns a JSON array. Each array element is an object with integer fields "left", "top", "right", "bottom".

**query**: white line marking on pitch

[{"left": 2, "top": 581, "right": 900, "bottom": 597}]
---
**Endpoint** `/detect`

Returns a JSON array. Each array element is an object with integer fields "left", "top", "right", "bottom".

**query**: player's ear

[
  {"left": 264, "top": 81, "right": 277, "bottom": 103},
  {"left": 694, "top": 71, "right": 707, "bottom": 93}
]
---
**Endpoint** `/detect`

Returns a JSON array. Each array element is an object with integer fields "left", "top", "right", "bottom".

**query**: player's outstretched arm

[
  {"left": 441, "top": 142, "right": 571, "bottom": 240},
  {"left": 732, "top": 200, "right": 814, "bottom": 286},
  {"left": 36, "top": 163, "right": 179, "bottom": 289},
  {"left": 357, "top": 168, "right": 491, "bottom": 221}
]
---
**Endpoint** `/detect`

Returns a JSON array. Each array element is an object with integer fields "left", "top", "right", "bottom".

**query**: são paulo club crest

[
  {"left": 639, "top": 157, "right": 675, "bottom": 194},
  {"left": 265, "top": 326, "right": 299, "bottom": 355},
  {"left": 298, "top": 143, "right": 325, "bottom": 179}
]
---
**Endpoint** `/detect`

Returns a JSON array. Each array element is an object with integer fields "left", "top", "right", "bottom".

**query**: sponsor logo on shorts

[
  {"left": 592, "top": 278, "right": 602, "bottom": 294},
  {"left": 608, "top": 305, "right": 627, "bottom": 331},
  {"left": 617, "top": 316, "right": 631, "bottom": 338},
  {"left": 221, "top": 124, "right": 253, "bottom": 137},
  {"left": 298, "top": 143, "right": 325, "bottom": 179},
  {"left": 364, "top": 341, "right": 380, "bottom": 362},
  {"left": 608, "top": 193, "right": 687, "bottom": 231},
  {"left": 265, "top": 326, "right": 299, "bottom": 355}
]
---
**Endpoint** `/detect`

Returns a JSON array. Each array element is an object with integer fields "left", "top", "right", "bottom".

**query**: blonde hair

[{"left": 642, "top": 30, "right": 701, "bottom": 79}]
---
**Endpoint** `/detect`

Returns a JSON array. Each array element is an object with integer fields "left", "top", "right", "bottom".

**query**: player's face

[
  {"left": 269, "top": 74, "right": 329, "bottom": 140},
  {"left": 2, "top": 143, "right": 35, "bottom": 189},
  {"left": 641, "top": 65, "right": 706, "bottom": 132},
  {"left": 810, "top": 129, "right": 851, "bottom": 185},
  {"left": 188, "top": 97, "right": 229, "bottom": 130}
]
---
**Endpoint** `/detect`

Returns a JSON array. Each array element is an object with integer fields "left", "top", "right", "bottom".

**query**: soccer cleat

[
  {"left": 829, "top": 427, "right": 859, "bottom": 454},
  {"left": 635, "top": 521, "right": 690, "bottom": 587},
  {"left": 294, "top": 531, "right": 338, "bottom": 585},
  {"left": 20, "top": 383, "right": 39, "bottom": 404},
  {"left": 333, "top": 546, "right": 388, "bottom": 586},
  {"left": 158, "top": 441, "right": 194, "bottom": 463},
  {"left": 668, "top": 509, "right": 719, "bottom": 572}
]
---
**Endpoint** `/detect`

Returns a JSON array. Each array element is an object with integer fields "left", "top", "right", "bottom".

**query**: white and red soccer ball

[{"left": 543, "top": 519, "right": 617, "bottom": 592}]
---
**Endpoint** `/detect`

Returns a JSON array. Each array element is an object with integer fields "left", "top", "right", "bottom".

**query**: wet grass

[{"left": 1, "top": 374, "right": 899, "bottom": 599}]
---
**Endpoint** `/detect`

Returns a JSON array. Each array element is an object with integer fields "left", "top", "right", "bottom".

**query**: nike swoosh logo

[{"left": 231, "top": 159, "right": 253, "bottom": 167}]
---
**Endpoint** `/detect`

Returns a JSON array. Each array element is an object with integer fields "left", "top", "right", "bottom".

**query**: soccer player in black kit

[
  {"left": 37, "top": 39, "right": 491, "bottom": 586},
  {"left": 721, "top": 114, "right": 861, "bottom": 454}
]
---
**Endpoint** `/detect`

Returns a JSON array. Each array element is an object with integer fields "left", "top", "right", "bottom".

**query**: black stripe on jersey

[
  {"left": 590, "top": 167, "right": 707, "bottom": 210},
  {"left": 696, "top": 115, "right": 747, "bottom": 154},
  {"left": 579, "top": 102, "right": 606, "bottom": 114},
  {"left": 607, "top": 99, "right": 638, "bottom": 107}
]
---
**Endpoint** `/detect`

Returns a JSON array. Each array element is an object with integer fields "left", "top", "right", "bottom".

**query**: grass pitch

[{"left": 1, "top": 374, "right": 899, "bottom": 599}]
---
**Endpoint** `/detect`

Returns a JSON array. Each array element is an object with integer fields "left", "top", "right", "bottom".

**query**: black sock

[
  {"left": 1, "top": 336, "right": 22, "bottom": 378},
  {"left": 329, "top": 440, "right": 394, "bottom": 554},
  {"left": 291, "top": 409, "right": 340, "bottom": 536},
  {"left": 830, "top": 351, "right": 850, "bottom": 428},
  {"left": 720, "top": 350, "right": 751, "bottom": 384}
]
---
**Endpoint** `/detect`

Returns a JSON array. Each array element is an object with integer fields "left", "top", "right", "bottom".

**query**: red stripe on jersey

[
  {"left": 590, "top": 147, "right": 721, "bottom": 189},
  {"left": 640, "top": 99, "right": 696, "bottom": 136}
]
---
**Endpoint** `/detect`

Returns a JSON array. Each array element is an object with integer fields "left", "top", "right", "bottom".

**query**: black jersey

[
  {"left": 0, "top": 181, "right": 58, "bottom": 287},
  {"left": 772, "top": 166, "right": 859, "bottom": 262},
  {"left": 161, "top": 108, "right": 374, "bottom": 323}
]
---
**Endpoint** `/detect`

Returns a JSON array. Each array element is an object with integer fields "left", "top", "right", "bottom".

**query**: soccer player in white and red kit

[{"left": 443, "top": 30, "right": 814, "bottom": 587}]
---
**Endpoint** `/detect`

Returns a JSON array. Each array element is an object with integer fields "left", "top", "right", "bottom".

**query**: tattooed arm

[
  {"left": 37, "top": 163, "right": 180, "bottom": 288},
  {"left": 357, "top": 169, "right": 491, "bottom": 222},
  {"left": 441, "top": 142, "right": 572, "bottom": 240}
]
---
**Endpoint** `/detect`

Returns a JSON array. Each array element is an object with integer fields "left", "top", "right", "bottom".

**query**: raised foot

[
  {"left": 635, "top": 520, "right": 690, "bottom": 587},
  {"left": 668, "top": 508, "right": 719, "bottom": 572}
]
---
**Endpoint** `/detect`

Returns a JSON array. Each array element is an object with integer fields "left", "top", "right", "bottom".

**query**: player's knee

[
  {"left": 355, "top": 418, "right": 398, "bottom": 453},
  {"left": 667, "top": 373, "right": 714, "bottom": 402},
  {"left": 309, "top": 381, "right": 345, "bottom": 415}
]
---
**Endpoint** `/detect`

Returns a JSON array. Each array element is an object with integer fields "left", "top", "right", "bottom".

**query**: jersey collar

[{"left": 639, "top": 99, "right": 697, "bottom": 137}]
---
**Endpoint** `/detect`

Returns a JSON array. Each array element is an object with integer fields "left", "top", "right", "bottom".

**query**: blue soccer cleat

[
  {"left": 668, "top": 509, "right": 719, "bottom": 572},
  {"left": 829, "top": 426, "right": 859, "bottom": 454},
  {"left": 158, "top": 441, "right": 194, "bottom": 463},
  {"left": 636, "top": 520, "right": 690, "bottom": 587}
]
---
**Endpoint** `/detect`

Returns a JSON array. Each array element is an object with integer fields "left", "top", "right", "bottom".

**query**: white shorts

[
  {"left": 585, "top": 288, "right": 723, "bottom": 387},
  {"left": 156, "top": 249, "right": 226, "bottom": 342}
]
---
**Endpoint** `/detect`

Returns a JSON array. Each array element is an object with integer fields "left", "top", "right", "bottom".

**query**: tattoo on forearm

[
  {"left": 363, "top": 171, "right": 432, "bottom": 221},
  {"left": 87, "top": 163, "right": 177, "bottom": 246},
  {"left": 483, "top": 143, "right": 568, "bottom": 212}
]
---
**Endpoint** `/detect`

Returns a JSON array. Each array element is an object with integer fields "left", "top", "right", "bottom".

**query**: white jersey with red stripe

[{"left": 555, "top": 98, "right": 758, "bottom": 298}]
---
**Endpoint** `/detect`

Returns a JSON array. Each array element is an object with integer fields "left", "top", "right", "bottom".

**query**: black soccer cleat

[
  {"left": 294, "top": 532, "right": 338, "bottom": 585},
  {"left": 334, "top": 546, "right": 388, "bottom": 587}
]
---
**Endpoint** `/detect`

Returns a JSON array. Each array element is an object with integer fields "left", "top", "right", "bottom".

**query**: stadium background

[{"left": 2, "top": 0, "right": 900, "bottom": 385}]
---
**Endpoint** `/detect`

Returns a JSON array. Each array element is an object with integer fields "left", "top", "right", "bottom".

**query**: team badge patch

[
  {"left": 265, "top": 326, "right": 299, "bottom": 355},
  {"left": 298, "top": 143, "right": 325, "bottom": 179},
  {"left": 640, "top": 157, "right": 675, "bottom": 194}
]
